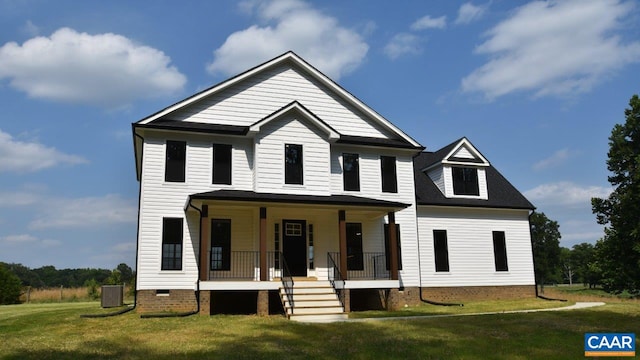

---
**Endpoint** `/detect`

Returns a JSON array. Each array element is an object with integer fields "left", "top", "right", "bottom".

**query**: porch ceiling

[{"left": 187, "top": 190, "right": 409, "bottom": 211}]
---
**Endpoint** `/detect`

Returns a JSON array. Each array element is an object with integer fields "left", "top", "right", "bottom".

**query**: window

[
  {"left": 381, "top": 156, "right": 397, "bottom": 193},
  {"left": 493, "top": 231, "right": 508, "bottom": 272},
  {"left": 452, "top": 167, "right": 479, "bottom": 196},
  {"left": 346, "top": 223, "right": 363, "bottom": 270},
  {"left": 161, "top": 218, "right": 183, "bottom": 270},
  {"left": 165, "top": 140, "right": 186, "bottom": 182},
  {"left": 433, "top": 230, "right": 450, "bottom": 272},
  {"left": 285, "top": 144, "right": 303, "bottom": 185},
  {"left": 384, "top": 224, "right": 403, "bottom": 270},
  {"left": 212, "top": 144, "right": 232, "bottom": 185},
  {"left": 343, "top": 153, "right": 360, "bottom": 191},
  {"left": 211, "top": 219, "right": 231, "bottom": 271}
]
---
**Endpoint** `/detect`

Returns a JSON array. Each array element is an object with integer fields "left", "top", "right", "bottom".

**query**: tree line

[{"left": 0, "top": 262, "right": 134, "bottom": 305}]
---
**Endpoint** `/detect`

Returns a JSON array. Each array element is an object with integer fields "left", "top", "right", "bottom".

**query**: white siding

[
  {"left": 254, "top": 115, "right": 330, "bottom": 195},
  {"left": 417, "top": 206, "right": 535, "bottom": 287},
  {"left": 427, "top": 167, "right": 445, "bottom": 195},
  {"left": 136, "top": 132, "right": 254, "bottom": 290},
  {"left": 170, "top": 65, "right": 391, "bottom": 138},
  {"left": 452, "top": 145, "right": 475, "bottom": 159}
]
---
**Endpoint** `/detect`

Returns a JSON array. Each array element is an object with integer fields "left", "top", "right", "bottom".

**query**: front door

[{"left": 283, "top": 220, "right": 307, "bottom": 276}]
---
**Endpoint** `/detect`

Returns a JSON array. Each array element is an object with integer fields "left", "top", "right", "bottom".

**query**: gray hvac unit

[{"left": 101, "top": 285, "right": 124, "bottom": 308}]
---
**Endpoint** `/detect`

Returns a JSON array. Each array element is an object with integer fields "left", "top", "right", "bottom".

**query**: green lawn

[{"left": 0, "top": 300, "right": 638, "bottom": 359}]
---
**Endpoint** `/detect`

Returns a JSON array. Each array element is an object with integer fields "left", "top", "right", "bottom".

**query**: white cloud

[
  {"left": 455, "top": 2, "right": 488, "bottom": 24},
  {"left": 207, "top": 0, "right": 368, "bottom": 80},
  {"left": 524, "top": 181, "right": 612, "bottom": 208},
  {"left": 533, "top": 148, "right": 575, "bottom": 171},
  {"left": 462, "top": 0, "right": 640, "bottom": 99},
  {"left": 29, "top": 194, "right": 137, "bottom": 229},
  {"left": 384, "top": 33, "right": 422, "bottom": 60},
  {"left": 21, "top": 20, "right": 40, "bottom": 37},
  {"left": 0, "top": 27, "right": 186, "bottom": 107},
  {"left": 112, "top": 242, "right": 135, "bottom": 253},
  {"left": 0, "top": 234, "right": 60, "bottom": 247},
  {"left": 411, "top": 15, "right": 447, "bottom": 30},
  {"left": 0, "top": 129, "right": 87, "bottom": 173},
  {"left": 0, "top": 191, "right": 40, "bottom": 206}
]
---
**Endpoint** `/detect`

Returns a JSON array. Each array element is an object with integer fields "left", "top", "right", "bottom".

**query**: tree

[
  {"left": 569, "top": 242, "right": 599, "bottom": 288},
  {"left": 530, "top": 212, "right": 562, "bottom": 291},
  {"left": 592, "top": 94, "right": 640, "bottom": 294},
  {"left": 116, "top": 263, "right": 133, "bottom": 283},
  {"left": 0, "top": 263, "right": 22, "bottom": 305},
  {"left": 559, "top": 247, "right": 574, "bottom": 285}
]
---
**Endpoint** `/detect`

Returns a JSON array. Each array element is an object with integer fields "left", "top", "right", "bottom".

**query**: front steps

[{"left": 280, "top": 280, "right": 348, "bottom": 323}]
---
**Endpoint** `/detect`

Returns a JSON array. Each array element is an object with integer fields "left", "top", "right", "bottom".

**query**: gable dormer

[{"left": 423, "top": 138, "right": 490, "bottom": 200}]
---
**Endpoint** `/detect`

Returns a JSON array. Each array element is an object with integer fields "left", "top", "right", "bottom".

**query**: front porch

[{"left": 187, "top": 190, "right": 407, "bottom": 318}]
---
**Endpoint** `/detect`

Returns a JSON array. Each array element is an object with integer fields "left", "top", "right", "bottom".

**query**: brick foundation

[
  {"left": 136, "top": 290, "right": 198, "bottom": 313},
  {"left": 421, "top": 285, "right": 536, "bottom": 302},
  {"left": 199, "top": 290, "right": 211, "bottom": 315},
  {"left": 257, "top": 290, "right": 269, "bottom": 316}
]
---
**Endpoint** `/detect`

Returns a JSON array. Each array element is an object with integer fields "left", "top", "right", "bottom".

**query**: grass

[
  {"left": 21, "top": 286, "right": 134, "bottom": 304},
  {"left": 1, "top": 297, "right": 639, "bottom": 359}
]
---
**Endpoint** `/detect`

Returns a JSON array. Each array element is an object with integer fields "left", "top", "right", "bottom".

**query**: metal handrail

[
  {"left": 279, "top": 252, "right": 294, "bottom": 314},
  {"left": 328, "top": 252, "right": 390, "bottom": 280},
  {"left": 209, "top": 251, "right": 258, "bottom": 280},
  {"left": 327, "top": 252, "right": 345, "bottom": 309}
]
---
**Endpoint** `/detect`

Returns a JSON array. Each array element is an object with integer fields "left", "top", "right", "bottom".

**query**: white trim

[
  {"left": 248, "top": 102, "right": 340, "bottom": 141},
  {"left": 442, "top": 138, "right": 490, "bottom": 166},
  {"left": 199, "top": 281, "right": 281, "bottom": 291},
  {"left": 344, "top": 280, "right": 400, "bottom": 289}
]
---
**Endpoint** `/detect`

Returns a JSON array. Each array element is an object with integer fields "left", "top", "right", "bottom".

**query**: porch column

[
  {"left": 338, "top": 210, "right": 348, "bottom": 280},
  {"left": 199, "top": 205, "right": 209, "bottom": 281},
  {"left": 388, "top": 212, "right": 399, "bottom": 281},
  {"left": 260, "top": 207, "right": 267, "bottom": 281}
]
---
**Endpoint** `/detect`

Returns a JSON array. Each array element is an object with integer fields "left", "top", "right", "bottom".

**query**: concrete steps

[{"left": 280, "top": 280, "right": 348, "bottom": 323}]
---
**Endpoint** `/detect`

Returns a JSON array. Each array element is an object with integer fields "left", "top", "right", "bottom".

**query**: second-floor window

[
  {"left": 381, "top": 156, "right": 397, "bottom": 193},
  {"left": 452, "top": 167, "right": 479, "bottom": 196},
  {"left": 212, "top": 144, "right": 232, "bottom": 185},
  {"left": 285, "top": 144, "right": 303, "bottom": 185},
  {"left": 343, "top": 153, "right": 360, "bottom": 191},
  {"left": 165, "top": 140, "right": 186, "bottom": 182}
]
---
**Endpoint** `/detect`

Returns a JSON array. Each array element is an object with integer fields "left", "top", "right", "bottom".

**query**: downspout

[
  {"left": 141, "top": 200, "right": 202, "bottom": 318},
  {"left": 529, "top": 209, "right": 567, "bottom": 302},
  {"left": 81, "top": 128, "right": 144, "bottom": 318},
  {"left": 413, "top": 151, "right": 463, "bottom": 307}
]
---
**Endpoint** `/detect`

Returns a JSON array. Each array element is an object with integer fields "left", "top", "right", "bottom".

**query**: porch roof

[{"left": 188, "top": 190, "right": 410, "bottom": 209}]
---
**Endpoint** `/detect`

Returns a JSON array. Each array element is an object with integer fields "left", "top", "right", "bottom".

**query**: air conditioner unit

[{"left": 101, "top": 285, "right": 124, "bottom": 308}]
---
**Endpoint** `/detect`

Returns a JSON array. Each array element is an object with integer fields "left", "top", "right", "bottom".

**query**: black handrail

[
  {"left": 329, "top": 252, "right": 390, "bottom": 280},
  {"left": 278, "top": 252, "right": 294, "bottom": 314},
  {"left": 327, "top": 252, "right": 345, "bottom": 310},
  {"left": 209, "top": 251, "right": 258, "bottom": 280}
]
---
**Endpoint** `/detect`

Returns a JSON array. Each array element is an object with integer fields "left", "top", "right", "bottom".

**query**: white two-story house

[{"left": 132, "top": 52, "right": 536, "bottom": 321}]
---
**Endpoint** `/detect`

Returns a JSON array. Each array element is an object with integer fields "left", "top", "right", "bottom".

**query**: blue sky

[{"left": 0, "top": 0, "right": 638, "bottom": 270}]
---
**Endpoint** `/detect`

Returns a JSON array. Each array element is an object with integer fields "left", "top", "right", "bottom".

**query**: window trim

[
  {"left": 165, "top": 140, "right": 186, "bottom": 183},
  {"left": 433, "top": 230, "right": 450, "bottom": 272},
  {"left": 342, "top": 153, "right": 360, "bottom": 192},
  {"left": 381, "top": 156, "right": 397, "bottom": 193},
  {"left": 212, "top": 143, "right": 232, "bottom": 185},
  {"left": 161, "top": 217, "right": 183, "bottom": 271},
  {"left": 284, "top": 144, "right": 303, "bottom": 185}
]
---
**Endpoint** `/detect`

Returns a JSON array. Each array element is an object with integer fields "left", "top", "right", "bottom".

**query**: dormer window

[{"left": 452, "top": 167, "right": 479, "bottom": 196}]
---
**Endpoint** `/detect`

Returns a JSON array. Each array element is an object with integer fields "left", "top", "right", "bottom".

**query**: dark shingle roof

[
  {"left": 414, "top": 147, "right": 535, "bottom": 210},
  {"left": 189, "top": 190, "right": 410, "bottom": 209}
]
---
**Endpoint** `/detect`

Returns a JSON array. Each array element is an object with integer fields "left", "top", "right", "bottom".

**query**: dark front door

[{"left": 283, "top": 220, "right": 307, "bottom": 276}]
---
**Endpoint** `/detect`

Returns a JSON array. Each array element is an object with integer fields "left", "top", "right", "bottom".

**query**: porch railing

[
  {"left": 328, "top": 252, "right": 390, "bottom": 280},
  {"left": 278, "top": 251, "right": 294, "bottom": 313},
  {"left": 327, "top": 252, "right": 345, "bottom": 310},
  {"left": 209, "top": 251, "right": 258, "bottom": 280}
]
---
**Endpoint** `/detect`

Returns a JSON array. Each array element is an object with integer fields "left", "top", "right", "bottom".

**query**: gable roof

[
  {"left": 136, "top": 51, "right": 423, "bottom": 149},
  {"left": 414, "top": 141, "right": 535, "bottom": 210},
  {"left": 422, "top": 137, "right": 489, "bottom": 171},
  {"left": 248, "top": 101, "right": 340, "bottom": 141}
]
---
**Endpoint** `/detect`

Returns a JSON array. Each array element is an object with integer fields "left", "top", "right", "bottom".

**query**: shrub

[
  {"left": 0, "top": 264, "right": 22, "bottom": 305},
  {"left": 84, "top": 279, "right": 100, "bottom": 300}
]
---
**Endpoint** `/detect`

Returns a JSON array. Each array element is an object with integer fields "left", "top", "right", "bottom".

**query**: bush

[
  {"left": 0, "top": 264, "right": 22, "bottom": 304},
  {"left": 84, "top": 279, "right": 100, "bottom": 300}
]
